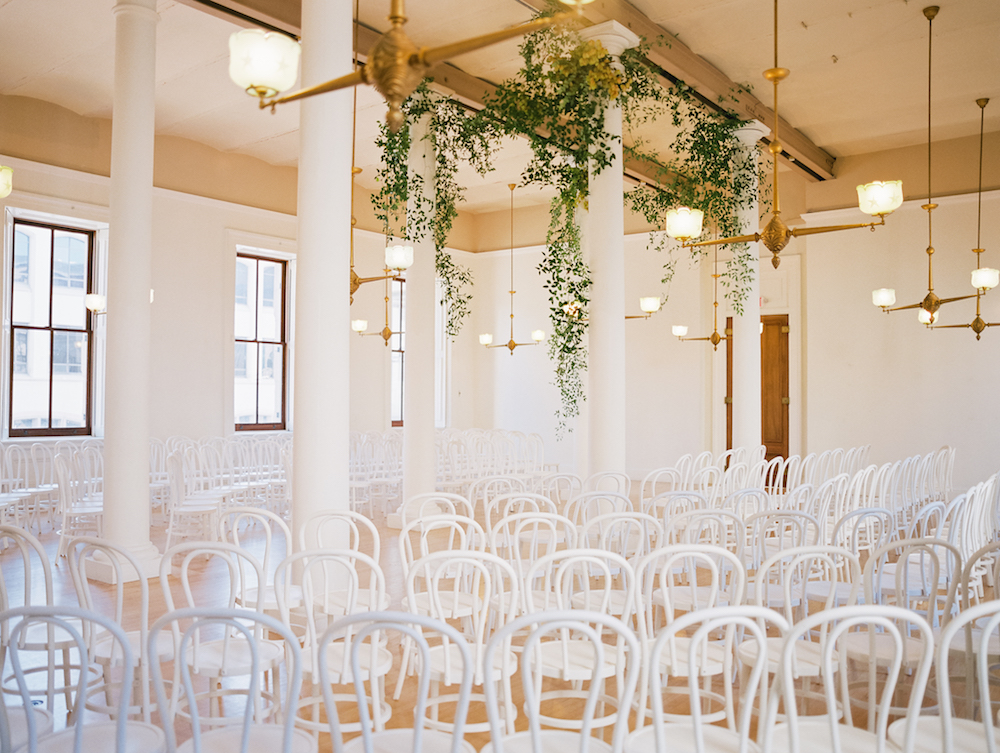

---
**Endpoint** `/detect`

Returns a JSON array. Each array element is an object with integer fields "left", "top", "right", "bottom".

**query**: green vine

[
  {"left": 371, "top": 11, "right": 765, "bottom": 432},
  {"left": 372, "top": 83, "right": 495, "bottom": 337}
]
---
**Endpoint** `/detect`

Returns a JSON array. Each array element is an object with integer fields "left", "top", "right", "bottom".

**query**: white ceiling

[{"left": 1, "top": 0, "right": 997, "bottom": 213}]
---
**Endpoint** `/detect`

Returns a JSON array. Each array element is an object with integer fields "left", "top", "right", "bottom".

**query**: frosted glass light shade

[
  {"left": 857, "top": 180, "right": 903, "bottom": 215},
  {"left": 531, "top": 330, "right": 546, "bottom": 342},
  {"left": 479, "top": 333, "right": 493, "bottom": 346},
  {"left": 664, "top": 207, "right": 704, "bottom": 241},
  {"left": 385, "top": 244, "right": 414, "bottom": 271},
  {"left": 971, "top": 267, "right": 1000, "bottom": 290},
  {"left": 672, "top": 325, "right": 688, "bottom": 337},
  {"left": 872, "top": 288, "right": 896, "bottom": 307},
  {"left": 229, "top": 29, "right": 301, "bottom": 98},
  {"left": 351, "top": 319, "right": 368, "bottom": 333},
  {"left": 917, "top": 308, "right": 938, "bottom": 325},
  {"left": 0, "top": 166, "right": 12, "bottom": 199},
  {"left": 639, "top": 296, "right": 661, "bottom": 314},
  {"left": 85, "top": 294, "right": 106, "bottom": 312}
]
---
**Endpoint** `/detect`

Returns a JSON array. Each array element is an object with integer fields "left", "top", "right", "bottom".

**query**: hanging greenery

[
  {"left": 372, "top": 83, "right": 498, "bottom": 337},
  {"left": 372, "top": 10, "right": 764, "bottom": 432}
]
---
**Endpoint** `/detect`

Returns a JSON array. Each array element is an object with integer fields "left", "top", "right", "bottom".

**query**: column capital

[
  {"left": 733, "top": 120, "right": 770, "bottom": 149},
  {"left": 580, "top": 20, "right": 641, "bottom": 59},
  {"left": 112, "top": 0, "right": 159, "bottom": 23}
]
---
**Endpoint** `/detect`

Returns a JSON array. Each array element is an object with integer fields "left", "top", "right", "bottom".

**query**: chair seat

[
  {"left": 937, "top": 624, "right": 1000, "bottom": 656},
  {"left": 342, "top": 728, "right": 475, "bottom": 753},
  {"left": 32, "top": 721, "right": 165, "bottom": 753},
  {"left": 769, "top": 719, "right": 879, "bottom": 752},
  {"left": 176, "top": 724, "right": 315, "bottom": 753},
  {"left": 185, "top": 636, "right": 284, "bottom": 677},
  {"left": 314, "top": 588, "right": 390, "bottom": 616},
  {"left": 481, "top": 730, "right": 612, "bottom": 753},
  {"left": 427, "top": 642, "right": 516, "bottom": 684},
  {"left": 655, "top": 636, "right": 727, "bottom": 677},
  {"left": 240, "top": 584, "right": 303, "bottom": 612},
  {"left": 6, "top": 705, "right": 53, "bottom": 750},
  {"left": 536, "top": 639, "right": 620, "bottom": 682},
  {"left": 737, "top": 636, "right": 830, "bottom": 676},
  {"left": 570, "top": 589, "right": 631, "bottom": 616},
  {"left": 626, "top": 722, "right": 760, "bottom": 753},
  {"left": 404, "top": 591, "right": 477, "bottom": 619},
  {"left": 887, "top": 715, "right": 1000, "bottom": 753},
  {"left": 652, "top": 586, "right": 731, "bottom": 612},
  {"left": 302, "top": 641, "right": 393, "bottom": 683},
  {"left": 94, "top": 629, "right": 175, "bottom": 665},
  {"left": 839, "top": 629, "right": 925, "bottom": 667}
]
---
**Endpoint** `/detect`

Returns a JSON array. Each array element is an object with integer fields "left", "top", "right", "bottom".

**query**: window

[
  {"left": 9, "top": 218, "right": 94, "bottom": 436},
  {"left": 390, "top": 278, "right": 404, "bottom": 427},
  {"left": 234, "top": 252, "right": 286, "bottom": 430}
]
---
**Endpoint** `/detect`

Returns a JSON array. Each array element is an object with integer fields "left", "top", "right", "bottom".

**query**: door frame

[{"left": 712, "top": 253, "right": 802, "bottom": 458}]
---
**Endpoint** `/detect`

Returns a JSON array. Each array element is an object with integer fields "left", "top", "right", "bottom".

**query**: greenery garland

[
  {"left": 372, "top": 12, "right": 765, "bottom": 432},
  {"left": 371, "top": 83, "right": 496, "bottom": 338}
]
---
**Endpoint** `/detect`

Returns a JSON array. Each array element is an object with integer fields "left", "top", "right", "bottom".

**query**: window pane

[
  {"left": 13, "top": 230, "right": 30, "bottom": 285},
  {"left": 12, "top": 224, "right": 51, "bottom": 327},
  {"left": 257, "top": 343, "right": 283, "bottom": 424},
  {"left": 234, "top": 342, "right": 256, "bottom": 423},
  {"left": 13, "top": 331, "right": 28, "bottom": 375},
  {"left": 12, "top": 329, "right": 51, "bottom": 429},
  {"left": 52, "top": 232, "right": 87, "bottom": 329},
  {"left": 390, "top": 350, "right": 403, "bottom": 424},
  {"left": 234, "top": 257, "right": 256, "bottom": 339},
  {"left": 257, "top": 260, "right": 281, "bottom": 343},
  {"left": 52, "top": 331, "right": 87, "bottom": 428}
]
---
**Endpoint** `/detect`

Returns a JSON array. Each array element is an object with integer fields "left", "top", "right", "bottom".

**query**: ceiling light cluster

[
  {"left": 661, "top": 0, "right": 903, "bottom": 269},
  {"left": 872, "top": 8, "right": 997, "bottom": 330}
]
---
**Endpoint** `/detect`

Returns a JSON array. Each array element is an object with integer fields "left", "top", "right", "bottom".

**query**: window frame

[
  {"left": 234, "top": 250, "right": 288, "bottom": 432},
  {"left": 7, "top": 217, "right": 96, "bottom": 437}
]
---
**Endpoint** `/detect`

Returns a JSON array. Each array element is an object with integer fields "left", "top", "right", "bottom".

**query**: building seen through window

[
  {"left": 8, "top": 218, "right": 94, "bottom": 435},
  {"left": 234, "top": 250, "right": 286, "bottom": 430}
]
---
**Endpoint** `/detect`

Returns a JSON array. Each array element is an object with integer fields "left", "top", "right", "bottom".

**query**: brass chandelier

[
  {"left": 229, "top": 0, "right": 587, "bottom": 133},
  {"left": 662, "top": 0, "right": 903, "bottom": 269},
  {"left": 480, "top": 184, "right": 545, "bottom": 354},
  {"left": 873, "top": 8, "right": 997, "bottom": 326},
  {"left": 671, "top": 243, "right": 730, "bottom": 351},
  {"left": 930, "top": 98, "right": 999, "bottom": 339}
]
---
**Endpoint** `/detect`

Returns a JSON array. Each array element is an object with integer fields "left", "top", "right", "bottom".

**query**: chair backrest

[
  {"left": 320, "top": 612, "right": 474, "bottom": 753},
  {"left": 663, "top": 509, "right": 746, "bottom": 562},
  {"left": 564, "top": 491, "right": 632, "bottom": 528},
  {"left": 537, "top": 473, "right": 583, "bottom": 509},
  {"left": 160, "top": 541, "right": 266, "bottom": 613},
  {"left": 863, "top": 537, "right": 960, "bottom": 629},
  {"left": 639, "top": 467, "right": 681, "bottom": 507},
  {"left": 467, "top": 476, "right": 526, "bottom": 512},
  {"left": 489, "top": 512, "right": 577, "bottom": 590},
  {"left": 644, "top": 489, "right": 707, "bottom": 519},
  {"left": 220, "top": 506, "right": 293, "bottom": 586},
  {"left": 483, "top": 610, "right": 640, "bottom": 753},
  {"left": 485, "top": 493, "right": 558, "bottom": 531},
  {"left": 398, "top": 492, "right": 474, "bottom": 529},
  {"left": 830, "top": 506, "right": 894, "bottom": 557},
  {"left": 744, "top": 511, "right": 821, "bottom": 570},
  {"left": 0, "top": 526, "right": 54, "bottom": 631},
  {"left": 764, "top": 605, "right": 934, "bottom": 753},
  {"left": 399, "top": 514, "right": 486, "bottom": 579},
  {"left": 299, "top": 509, "right": 381, "bottom": 560},
  {"left": 406, "top": 551, "right": 519, "bottom": 684},
  {"left": 149, "top": 607, "right": 303, "bottom": 753},
  {"left": 649, "top": 606, "right": 789, "bottom": 753},
  {"left": 522, "top": 549, "right": 635, "bottom": 619},
  {"left": 753, "top": 545, "right": 861, "bottom": 622},
  {"left": 1, "top": 605, "right": 142, "bottom": 753},
  {"left": 67, "top": 536, "right": 154, "bottom": 722},
  {"left": 579, "top": 511, "right": 662, "bottom": 558},
  {"left": 721, "top": 487, "right": 771, "bottom": 517},
  {"left": 935, "top": 600, "right": 1000, "bottom": 753},
  {"left": 584, "top": 471, "right": 631, "bottom": 496}
]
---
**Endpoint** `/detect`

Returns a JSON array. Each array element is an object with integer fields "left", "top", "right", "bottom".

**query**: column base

[{"left": 85, "top": 541, "right": 161, "bottom": 583}]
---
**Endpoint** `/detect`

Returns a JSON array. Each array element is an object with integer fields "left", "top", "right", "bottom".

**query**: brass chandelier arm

[
  {"left": 262, "top": 70, "right": 366, "bottom": 110},
  {"left": 682, "top": 233, "right": 761, "bottom": 249},
  {"left": 884, "top": 293, "right": 978, "bottom": 313},
  {"left": 419, "top": 12, "right": 579, "bottom": 67},
  {"left": 788, "top": 216, "right": 887, "bottom": 238}
]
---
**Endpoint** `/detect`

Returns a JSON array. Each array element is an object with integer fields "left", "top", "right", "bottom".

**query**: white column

[
  {"left": 581, "top": 21, "right": 639, "bottom": 476},
  {"left": 730, "top": 121, "right": 770, "bottom": 455},
  {"left": 97, "top": 0, "right": 160, "bottom": 582},
  {"left": 292, "top": 0, "right": 353, "bottom": 549},
  {"left": 402, "top": 115, "right": 437, "bottom": 501}
]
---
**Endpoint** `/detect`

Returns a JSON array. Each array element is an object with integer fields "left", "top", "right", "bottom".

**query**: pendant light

[
  {"left": 672, "top": 241, "right": 730, "bottom": 351},
  {"left": 480, "top": 184, "right": 545, "bottom": 353},
  {"left": 930, "top": 98, "right": 999, "bottom": 339},
  {"left": 663, "top": 0, "right": 902, "bottom": 269},
  {"left": 873, "top": 7, "right": 993, "bottom": 325}
]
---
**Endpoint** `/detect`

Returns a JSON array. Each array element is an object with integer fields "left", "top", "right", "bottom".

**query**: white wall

[{"left": 802, "top": 189, "right": 1000, "bottom": 489}]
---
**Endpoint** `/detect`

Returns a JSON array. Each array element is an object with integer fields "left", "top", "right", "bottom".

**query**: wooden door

[{"left": 726, "top": 314, "right": 789, "bottom": 462}]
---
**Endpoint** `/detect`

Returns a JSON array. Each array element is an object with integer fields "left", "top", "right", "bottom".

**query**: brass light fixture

[
  {"left": 351, "top": 268, "right": 404, "bottom": 346},
  {"left": 626, "top": 297, "right": 663, "bottom": 320},
  {"left": 873, "top": 8, "right": 991, "bottom": 326},
  {"left": 662, "top": 0, "right": 902, "bottom": 269},
  {"left": 229, "top": 0, "right": 585, "bottom": 133},
  {"left": 481, "top": 184, "right": 545, "bottom": 354},
  {"left": 930, "top": 98, "right": 1000, "bottom": 339},
  {"left": 672, "top": 244, "right": 729, "bottom": 351}
]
